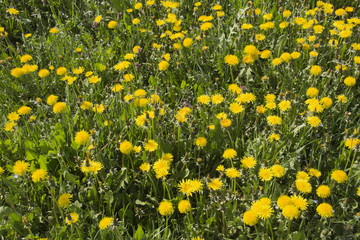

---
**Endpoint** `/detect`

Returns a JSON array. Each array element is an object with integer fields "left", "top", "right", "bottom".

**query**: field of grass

[{"left": 1, "top": 0, "right": 360, "bottom": 239}]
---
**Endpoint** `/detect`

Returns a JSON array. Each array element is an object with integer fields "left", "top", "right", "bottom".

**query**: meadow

[{"left": 1, "top": 0, "right": 360, "bottom": 239}]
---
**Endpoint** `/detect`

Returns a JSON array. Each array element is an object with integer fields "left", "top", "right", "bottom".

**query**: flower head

[
  {"left": 7, "top": 8, "right": 19, "bottom": 15},
  {"left": 241, "top": 156, "right": 256, "bottom": 169},
  {"left": 65, "top": 212, "right": 79, "bottom": 225},
  {"left": 75, "top": 130, "right": 91, "bottom": 145},
  {"left": 331, "top": 170, "right": 348, "bottom": 183},
  {"left": 224, "top": 55, "right": 239, "bottom": 66},
  {"left": 208, "top": 178, "right": 223, "bottom": 190},
  {"left": 225, "top": 167, "right": 241, "bottom": 178},
  {"left": 316, "top": 185, "right": 331, "bottom": 198},
  {"left": 58, "top": 193, "right": 72, "bottom": 207},
  {"left": 17, "top": 106, "right": 31, "bottom": 115},
  {"left": 158, "top": 61, "right": 169, "bottom": 71},
  {"left": 282, "top": 205, "right": 300, "bottom": 220},
  {"left": 120, "top": 141, "right": 133, "bottom": 154},
  {"left": 258, "top": 167, "right": 273, "bottom": 181},
  {"left": 223, "top": 149, "right": 237, "bottom": 159},
  {"left": 178, "top": 200, "right": 191, "bottom": 214},
  {"left": 99, "top": 217, "right": 114, "bottom": 229},
  {"left": 158, "top": 201, "right": 174, "bottom": 216},
  {"left": 243, "top": 210, "right": 258, "bottom": 226},
  {"left": 13, "top": 160, "right": 30, "bottom": 176},
  {"left": 53, "top": 102, "right": 67, "bottom": 114},
  {"left": 316, "top": 203, "right": 333, "bottom": 218},
  {"left": 32, "top": 169, "right": 48, "bottom": 182},
  {"left": 307, "top": 116, "right": 322, "bottom": 127}
]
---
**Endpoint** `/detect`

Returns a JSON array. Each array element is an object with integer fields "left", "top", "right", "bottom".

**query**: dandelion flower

[
  {"left": 56, "top": 67, "right": 67, "bottom": 75},
  {"left": 256, "top": 205, "right": 274, "bottom": 220},
  {"left": 308, "top": 168, "right": 321, "bottom": 178},
  {"left": 7, "top": 8, "right": 19, "bottom": 15},
  {"left": 158, "top": 61, "right": 169, "bottom": 71},
  {"left": 225, "top": 167, "right": 241, "bottom": 178},
  {"left": 278, "top": 100, "right": 291, "bottom": 111},
  {"left": 208, "top": 178, "right": 223, "bottom": 190},
  {"left": 17, "top": 106, "right": 31, "bottom": 115},
  {"left": 344, "top": 76, "right": 356, "bottom": 87},
  {"left": 291, "top": 195, "right": 308, "bottom": 211},
  {"left": 295, "top": 179, "right": 312, "bottom": 194},
  {"left": 139, "top": 163, "right": 151, "bottom": 172},
  {"left": 4, "top": 122, "right": 16, "bottom": 131},
  {"left": 20, "top": 54, "right": 32, "bottom": 63},
  {"left": 211, "top": 94, "right": 224, "bottom": 104},
  {"left": 197, "top": 95, "right": 210, "bottom": 104},
  {"left": 65, "top": 212, "right": 79, "bottom": 225},
  {"left": 58, "top": 193, "right": 72, "bottom": 207},
  {"left": 38, "top": 69, "right": 50, "bottom": 78},
  {"left": 144, "top": 140, "right": 158, "bottom": 152},
  {"left": 108, "top": 21, "right": 117, "bottom": 28},
  {"left": 345, "top": 138, "right": 360, "bottom": 150},
  {"left": 241, "top": 156, "right": 257, "bottom": 169},
  {"left": 53, "top": 102, "right": 67, "bottom": 114},
  {"left": 316, "top": 203, "right": 333, "bottom": 218},
  {"left": 258, "top": 168, "right": 273, "bottom": 181},
  {"left": 243, "top": 210, "right": 258, "bottom": 226},
  {"left": 296, "top": 171, "right": 310, "bottom": 181},
  {"left": 307, "top": 116, "right": 322, "bottom": 127},
  {"left": 310, "top": 65, "right": 322, "bottom": 76},
  {"left": 153, "top": 159, "right": 170, "bottom": 179},
  {"left": 200, "top": 22, "right": 213, "bottom": 31},
  {"left": 316, "top": 185, "right": 331, "bottom": 198},
  {"left": 331, "top": 170, "right": 348, "bottom": 183},
  {"left": 223, "top": 149, "right": 237, "bottom": 159},
  {"left": 306, "top": 87, "right": 319, "bottom": 98},
  {"left": 7, "top": 112, "right": 20, "bottom": 122},
  {"left": 11, "top": 68, "right": 25, "bottom": 77},
  {"left": 183, "top": 38, "right": 193, "bottom": 48},
  {"left": 267, "top": 115, "right": 282, "bottom": 125},
  {"left": 195, "top": 137, "right": 207, "bottom": 147},
  {"left": 99, "top": 217, "right": 114, "bottom": 229},
  {"left": 49, "top": 27, "right": 59, "bottom": 33},
  {"left": 224, "top": 55, "right": 239, "bottom": 66},
  {"left": 75, "top": 130, "right": 91, "bottom": 145},
  {"left": 13, "top": 160, "right": 30, "bottom": 176},
  {"left": 80, "top": 101, "right": 92, "bottom": 110},
  {"left": 32, "top": 169, "right": 48, "bottom": 182},
  {"left": 47, "top": 95, "right": 58, "bottom": 105},
  {"left": 158, "top": 201, "right": 174, "bottom": 216},
  {"left": 282, "top": 205, "right": 300, "bottom": 220},
  {"left": 94, "top": 16, "right": 102, "bottom": 23},
  {"left": 178, "top": 200, "right": 191, "bottom": 214},
  {"left": 277, "top": 195, "right": 292, "bottom": 210},
  {"left": 88, "top": 75, "right": 101, "bottom": 84},
  {"left": 120, "top": 141, "right": 133, "bottom": 154},
  {"left": 220, "top": 118, "right": 231, "bottom": 128},
  {"left": 271, "top": 164, "right": 285, "bottom": 178}
]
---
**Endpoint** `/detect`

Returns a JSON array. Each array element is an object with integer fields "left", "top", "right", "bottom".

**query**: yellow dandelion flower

[
  {"left": 158, "top": 201, "right": 174, "bottom": 216},
  {"left": 258, "top": 168, "right": 273, "bottom": 181},
  {"left": 13, "top": 160, "right": 30, "bottom": 176},
  {"left": 331, "top": 170, "right": 348, "bottom": 183},
  {"left": 316, "top": 203, "right": 333, "bottom": 218},
  {"left": 178, "top": 200, "right": 191, "bottom": 214},
  {"left": 99, "top": 217, "right": 113, "bottom": 229},
  {"left": 58, "top": 193, "right": 72, "bottom": 207},
  {"left": 31, "top": 169, "right": 48, "bottom": 182}
]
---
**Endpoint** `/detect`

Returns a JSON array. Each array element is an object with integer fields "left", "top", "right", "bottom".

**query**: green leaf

[
  {"left": 25, "top": 150, "right": 36, "bottom": 161},
  {"left": 105, "top": 190, "right": 114, "bottom": 205},
  {"left": 38, "top": 155, "right": 48, "bottom": 170},
  {"left": 133, "top": 224, "right": 145, "bottom": 240},
  {"left": 64, "top": 171, "right": 77, "bottom": 184}
]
